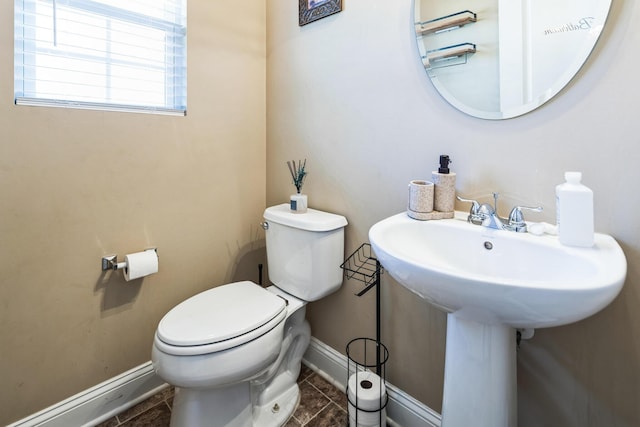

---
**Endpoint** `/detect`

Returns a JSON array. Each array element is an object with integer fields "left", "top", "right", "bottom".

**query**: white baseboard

[
  {"left": 7, "top": 362, "right": 167, "bottom": 427},
  {"left": 303, "top": 337, "right": 442, "bottom": 427},
  {"left": 9, "top": 338, "right": 440, "bottom": 427}
]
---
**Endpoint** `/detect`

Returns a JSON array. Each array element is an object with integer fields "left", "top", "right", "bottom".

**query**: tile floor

[{"left": 95, "top": 364, "right": 350, "bottom": 427}]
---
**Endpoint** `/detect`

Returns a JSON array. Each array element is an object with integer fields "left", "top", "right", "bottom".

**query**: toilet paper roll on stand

[
  {"left": 347, "top": 371, "right": 387, "bottom": 427},
  {"left": 122, "top": 249, "right": 159, "bottom": 281}
]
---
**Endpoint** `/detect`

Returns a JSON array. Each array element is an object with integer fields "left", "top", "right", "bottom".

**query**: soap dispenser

[
  {"left": 556, "top": 171, "right": 594, "bottom": 247},
  {"left": 432, "top": 155, "right": 456, "bottom": 212}
]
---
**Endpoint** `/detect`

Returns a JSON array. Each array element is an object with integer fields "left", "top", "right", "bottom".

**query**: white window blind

[{"left": 14, "top": 0, "right": 187, "bottom": 115}]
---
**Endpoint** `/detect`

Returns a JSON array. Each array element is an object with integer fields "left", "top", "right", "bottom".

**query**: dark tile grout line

[
  {"left": 293, "top": 381, "right": 344, "bottom": 426},
  {"left": 298, "top": 402, "right": 336, "bottom": 426},
  {"left": 286, "top": 372, "right": 349, "bottom": 426}
]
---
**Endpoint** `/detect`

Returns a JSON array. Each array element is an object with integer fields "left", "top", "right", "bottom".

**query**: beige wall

[
  {"left": 267, "top": 0, "right": 640, "bottom": 425},
  {"left": 0, "top": 2, "right": 266, "bottom": 425}
]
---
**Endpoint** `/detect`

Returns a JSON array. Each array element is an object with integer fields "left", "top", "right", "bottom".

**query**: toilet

[{"left": 151, "top": 203, "right": 347, "bottom": 427}]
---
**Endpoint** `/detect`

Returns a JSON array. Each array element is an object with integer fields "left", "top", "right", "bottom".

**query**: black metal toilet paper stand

[{"left": 341, "top": 243, "right": 388, "bottom": 426}]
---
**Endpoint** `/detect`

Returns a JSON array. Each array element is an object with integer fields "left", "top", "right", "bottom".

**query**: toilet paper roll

[
  {"left": 347, "top": 371, "right": 387, "bottom": 427},
  {"left": 349, "top": 407, "right": 387, "bottom": 427},
  {"left": 408, "top": 180, "right": 434, "bottom": 213},
  {"left": 123, "top": 249, "right": 158, "bottom": 281}
]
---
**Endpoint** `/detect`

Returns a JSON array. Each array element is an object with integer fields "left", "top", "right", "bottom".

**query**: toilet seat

[{"left": 155, "top": 281, "right": 287, "bottom": 356}]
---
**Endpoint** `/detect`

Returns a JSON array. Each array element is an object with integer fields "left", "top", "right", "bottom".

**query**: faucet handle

[
  {"left": 456, "top": 195, "right": 480, "bottom": 212},
  {"left": 456, "top": 195, "right": 483, "bottom": 224},
  {"left": 507, "top": 205, "right": 543, "bottom": 232}
]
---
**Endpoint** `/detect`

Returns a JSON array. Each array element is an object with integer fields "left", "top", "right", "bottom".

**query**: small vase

[{"left": 290, "top": 193, "right": 308, "bottom": 213}]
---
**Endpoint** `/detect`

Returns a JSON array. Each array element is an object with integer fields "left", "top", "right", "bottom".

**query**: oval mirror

[{"left": 413, "top": 0, "right": 612, "bottom": 119}]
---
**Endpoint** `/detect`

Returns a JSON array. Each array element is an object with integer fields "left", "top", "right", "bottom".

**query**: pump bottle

[{"left": 432, "top": 155, "right": 456, "bottom": 212}]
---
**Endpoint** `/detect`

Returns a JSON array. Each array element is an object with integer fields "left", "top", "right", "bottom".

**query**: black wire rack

[
  {"left": 340, "top": 243, "right": 385, "bottom": 374},
  {"left": 340, "top": 243, "right": 382, "bottom": 297}
]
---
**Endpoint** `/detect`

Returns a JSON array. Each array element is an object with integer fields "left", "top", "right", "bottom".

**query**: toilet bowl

[
  {"left": 151, "top": 204, "right": 347, "bottom": 427},
  {"left": 152, "top": 281, "right": 287, "bottom": 388}
]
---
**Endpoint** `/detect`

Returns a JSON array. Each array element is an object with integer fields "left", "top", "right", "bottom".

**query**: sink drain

[{"left": 484, "top": 241, "right": 493, "bottom": 250}]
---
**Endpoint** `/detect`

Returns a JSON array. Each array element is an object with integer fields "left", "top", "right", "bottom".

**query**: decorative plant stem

[{"left": 287, "top": 159, "right": 307, "bottom": 194}]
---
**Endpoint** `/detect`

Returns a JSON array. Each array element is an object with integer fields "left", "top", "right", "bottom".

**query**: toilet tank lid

[{"left": 264, "top": 204, "right": 348, "bottom": 231}]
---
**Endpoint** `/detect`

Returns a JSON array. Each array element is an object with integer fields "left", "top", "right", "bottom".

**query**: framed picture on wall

[{"left": 299, "top": 0, "right": 342, "bottom": 26}]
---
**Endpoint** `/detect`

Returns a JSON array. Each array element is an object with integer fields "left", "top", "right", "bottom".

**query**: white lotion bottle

[{"left": 556, "top": 172, "right": 594, "bottom": 247}]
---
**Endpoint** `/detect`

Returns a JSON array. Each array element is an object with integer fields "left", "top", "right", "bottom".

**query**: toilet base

[
  {"left": 171, "top": 382, "right": 253, "bottom": 427},
  {"left": 253, "top": 383, "right": 300, "bottom": 426},
  {"left": 170, "top": 382, "right": 300, "bottom": 427}
]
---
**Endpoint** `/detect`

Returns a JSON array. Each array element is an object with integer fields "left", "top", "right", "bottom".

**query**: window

[{"left": 14, "top": 0, "right": 187, "bottom": 115}]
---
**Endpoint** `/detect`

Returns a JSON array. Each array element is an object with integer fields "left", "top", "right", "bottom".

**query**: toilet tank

[{"left": 263, "top": 204, "right": 348, "bottom": 301}]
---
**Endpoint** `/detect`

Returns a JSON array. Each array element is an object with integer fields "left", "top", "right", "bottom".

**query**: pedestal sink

[{"left": 369, "top": 212, "right": 626, "bottom": 427}]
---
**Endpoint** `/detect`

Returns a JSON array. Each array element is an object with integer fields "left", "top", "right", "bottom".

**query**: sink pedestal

[{"left": 441, "top": 313, "right": 517, "bottom": 427}]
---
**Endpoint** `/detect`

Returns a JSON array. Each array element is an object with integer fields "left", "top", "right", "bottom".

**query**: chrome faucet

[{"left": 457, "top": 193, "right": 542, "bottom": 233}]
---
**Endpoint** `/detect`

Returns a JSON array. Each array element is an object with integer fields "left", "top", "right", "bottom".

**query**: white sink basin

[
  {"left": 369, "top": 212, "right": 626, "bottom": 427},
  {"left": 369, "top": 212, "right": 626, "bottom": 328}
]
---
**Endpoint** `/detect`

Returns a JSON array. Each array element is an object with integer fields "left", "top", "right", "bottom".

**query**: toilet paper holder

[{"left": 101, "top": 248, "right": 157, "bottom": 271}]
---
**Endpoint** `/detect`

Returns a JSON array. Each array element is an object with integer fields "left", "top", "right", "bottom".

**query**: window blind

[{"left": 14, "top": 0, "right": 187, "bottom": 115}]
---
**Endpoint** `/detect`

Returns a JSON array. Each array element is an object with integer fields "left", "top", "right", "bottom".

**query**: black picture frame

[{"left": 299, "top": 0, "right": 342, "bottom": 26}]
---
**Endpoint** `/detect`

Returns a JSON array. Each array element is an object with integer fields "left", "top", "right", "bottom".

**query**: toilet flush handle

[{"left": 260, "top": 221, "right": 269, "bottom": 230}]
